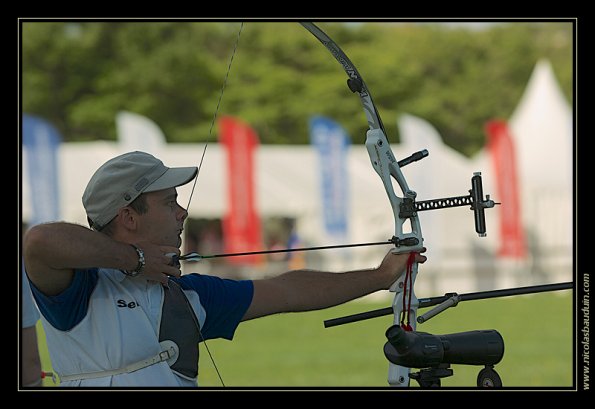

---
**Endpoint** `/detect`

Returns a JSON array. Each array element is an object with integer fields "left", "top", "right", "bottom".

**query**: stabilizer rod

[{"left": 324, "top": 282, "right": 573, "bottom": 328}]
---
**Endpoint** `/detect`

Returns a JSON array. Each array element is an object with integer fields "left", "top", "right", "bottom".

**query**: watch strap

[{"left": 124, "top": 244, "right": 145, "bottom": 277}]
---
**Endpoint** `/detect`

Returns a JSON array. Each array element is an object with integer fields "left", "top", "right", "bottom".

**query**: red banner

[
  {"left": 485, "top": 120, "right": 527, "bottom": 258},
  {"left": 219, "top": 116, "right": 264, "bottom": 265}
]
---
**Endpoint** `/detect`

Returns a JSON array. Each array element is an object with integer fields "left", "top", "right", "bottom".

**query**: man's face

[{"left": 136, "top": 188, "right": 187, "bottom": 248}]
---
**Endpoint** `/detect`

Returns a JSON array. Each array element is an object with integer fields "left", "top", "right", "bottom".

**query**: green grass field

[{"left": 37, "top": 291, "right": 574, "bottom": 388}]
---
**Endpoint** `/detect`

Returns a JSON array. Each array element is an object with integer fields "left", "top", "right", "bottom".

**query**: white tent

[
  {"left": 509, "top": 60, "right": 573, "bottom": 192},
  {"left": 509, "top": 59, "right": 574, "bottom": 257},
  {"left": 472, "top": 59, "right": 574, "bottom": 285}
]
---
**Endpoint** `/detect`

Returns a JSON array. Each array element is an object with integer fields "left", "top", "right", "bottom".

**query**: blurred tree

[{"left": 20, "top": 20, "right": 573, "bottom": 157}]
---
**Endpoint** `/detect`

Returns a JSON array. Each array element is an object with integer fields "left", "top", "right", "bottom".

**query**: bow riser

[
  {"left": 365, "top": 126, "right": 424, "bottom": 386},
  {"left": 365, "top": 129, "right": 423, "bottom": 245}
]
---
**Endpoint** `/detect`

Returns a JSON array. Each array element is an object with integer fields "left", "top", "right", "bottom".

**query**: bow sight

[{"left": 392, "top": 151, "right": 498, "bottom": 238}]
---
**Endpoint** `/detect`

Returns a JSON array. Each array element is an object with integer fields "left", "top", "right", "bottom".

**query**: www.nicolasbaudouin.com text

[{"left": 583, "top": 272, "right": 590, "bottom": 390}]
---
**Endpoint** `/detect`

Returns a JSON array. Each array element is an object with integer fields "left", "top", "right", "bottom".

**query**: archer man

[{"left": 23, "top": 150, "right": 426, "bottom": 387}]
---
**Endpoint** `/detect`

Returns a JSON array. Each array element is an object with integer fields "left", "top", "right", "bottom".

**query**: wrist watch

[{"left": 124, "top": 244, "right": 145, "bottom": 277}]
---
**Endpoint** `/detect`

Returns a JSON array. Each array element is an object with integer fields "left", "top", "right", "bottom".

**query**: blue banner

[
  {"left": 22, "top": 114, "right": 62, "bottom": 226},
  {"left": 309, "top": 116, "right": 350, "bottom": 237}
]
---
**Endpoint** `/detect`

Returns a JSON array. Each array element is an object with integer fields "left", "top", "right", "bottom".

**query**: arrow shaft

[{"left": 180, "top": 239, "right": 395, "bottom": 261}]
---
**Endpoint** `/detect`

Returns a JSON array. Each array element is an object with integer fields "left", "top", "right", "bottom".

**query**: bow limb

[{"left": 301, "top": 22, "right": 424, "bottom": 387}]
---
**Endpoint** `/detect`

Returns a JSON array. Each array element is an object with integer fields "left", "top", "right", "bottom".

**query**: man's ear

[{"left": 116, "top": 207, "right": 137, "bottom": 231}]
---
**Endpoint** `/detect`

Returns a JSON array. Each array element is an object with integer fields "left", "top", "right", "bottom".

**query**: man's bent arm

[{"left": 23, "top": 222, "right": 141, "bottom": 296}]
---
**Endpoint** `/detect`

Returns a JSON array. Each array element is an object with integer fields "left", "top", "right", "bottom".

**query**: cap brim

[{"left": 144, "top": 166, "right": 198, "bottom": 193}]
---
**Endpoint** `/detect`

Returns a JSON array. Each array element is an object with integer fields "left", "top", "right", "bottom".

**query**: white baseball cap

[{"left": 83, "top": 151, "right": 197, "bottom": 230}]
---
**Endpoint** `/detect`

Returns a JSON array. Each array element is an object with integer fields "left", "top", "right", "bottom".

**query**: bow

[
  {"left": 186, "top": 22, "right": 572, "bottom": 387},
  {"left": 301, "top": 22, "right": 428, "bottom": 386},
  {"left": 300, "top": 22, "right": 572, "bottom": 388}
]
